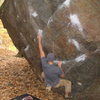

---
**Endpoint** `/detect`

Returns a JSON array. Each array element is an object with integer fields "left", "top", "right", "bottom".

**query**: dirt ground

[{"left": 0, "top": 49, "right": 64, "bottom": 100}]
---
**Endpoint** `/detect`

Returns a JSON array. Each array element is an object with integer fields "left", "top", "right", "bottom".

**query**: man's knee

[
  {"left": 61, "top": 79, "right": 71, "bottom": 86},
  {"left": 66, "top": 80, "right": 71, "bottom": 85}
]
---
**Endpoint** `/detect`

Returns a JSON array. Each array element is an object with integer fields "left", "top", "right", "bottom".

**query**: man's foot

[
  {"left": 46, "top": 86, "right": 51, "bottom": 92},
  {"left": 65, "top": 96, "right": 72, "bottom": 100}
]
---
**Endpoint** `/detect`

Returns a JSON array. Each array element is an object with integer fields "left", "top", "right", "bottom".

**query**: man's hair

[{"left": 47, "top": 53, "right": 55, "bottom": 62}]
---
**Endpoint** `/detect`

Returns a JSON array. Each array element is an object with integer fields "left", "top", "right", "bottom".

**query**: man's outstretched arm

[{"left": 37, "top": 33, "right": 45, "bottom": 58}]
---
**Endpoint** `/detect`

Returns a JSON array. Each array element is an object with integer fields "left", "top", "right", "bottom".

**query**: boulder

[
  {"left": 74, "top": 78, "right": 100, "bottom": 100},
  {"left": 0, "top": 0, "right": 100, "bottom": 96}
]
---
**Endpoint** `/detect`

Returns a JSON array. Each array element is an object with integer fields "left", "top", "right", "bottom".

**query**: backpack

[{"left": 11, "top": 94, "right": 41, "bottom": 100}]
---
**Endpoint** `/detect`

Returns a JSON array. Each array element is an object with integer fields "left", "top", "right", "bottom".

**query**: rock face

[
  {"left": 0, "top": 0, "right": 100, "bottom": 96},
  {"left": 74, "top": 78, "right": 100, "bottom": 100}
]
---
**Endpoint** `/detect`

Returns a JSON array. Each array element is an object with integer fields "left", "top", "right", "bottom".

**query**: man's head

[{"left": 47, "top": 53, "right": 55, "bottom": 62}]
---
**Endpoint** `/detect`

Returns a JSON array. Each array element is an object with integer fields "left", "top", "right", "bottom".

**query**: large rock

[
  {"left": 0, "top": 0, "right": 100, "bottom": 96},
  {"left": 74, "top": 78, "right": 100, "bottom": 100}
]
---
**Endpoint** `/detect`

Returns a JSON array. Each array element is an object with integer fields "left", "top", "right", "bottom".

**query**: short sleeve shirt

[{"left": 41, "top": 57, "right": 63, "bottom": 87}]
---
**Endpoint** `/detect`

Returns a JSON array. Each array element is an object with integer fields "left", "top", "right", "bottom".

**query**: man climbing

[{"left": 37, "top": 31, "right": 72, "bottom": 99}]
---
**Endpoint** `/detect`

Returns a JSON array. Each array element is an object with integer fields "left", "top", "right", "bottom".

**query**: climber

[{"left": 37, "top": 31, "right": 72, "bottom": 99}]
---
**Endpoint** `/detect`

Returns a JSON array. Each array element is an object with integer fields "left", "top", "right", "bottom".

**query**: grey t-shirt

[{"left": 41, "top": 57, "right": 63, "bottom": 87}]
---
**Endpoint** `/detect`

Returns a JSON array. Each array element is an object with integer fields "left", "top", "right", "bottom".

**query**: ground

[{"left": 0, "top": 49, "right": 64, "bottom": 100}]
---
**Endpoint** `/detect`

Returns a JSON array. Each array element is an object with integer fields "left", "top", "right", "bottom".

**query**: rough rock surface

[
  {"left": 74, "top": 78, "right": 100, "bottom": 100},
  {"left": 0, "top": 0, "right": 100, "bottom": 96}
]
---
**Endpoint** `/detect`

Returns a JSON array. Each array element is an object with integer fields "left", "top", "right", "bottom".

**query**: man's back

[{"left": 41, "top": 57, "right": 63, "bottom": 87}]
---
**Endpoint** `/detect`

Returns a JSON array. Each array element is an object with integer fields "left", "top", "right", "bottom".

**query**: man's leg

[
  {"left": 41, "top": 72, "right": 45, "bottom": 79},
  {"left": 41, "top": 72, "right": 51, "bottom": 91},
  {"left": 55, "top": 79, "right": 72, "bottom": 98}
]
